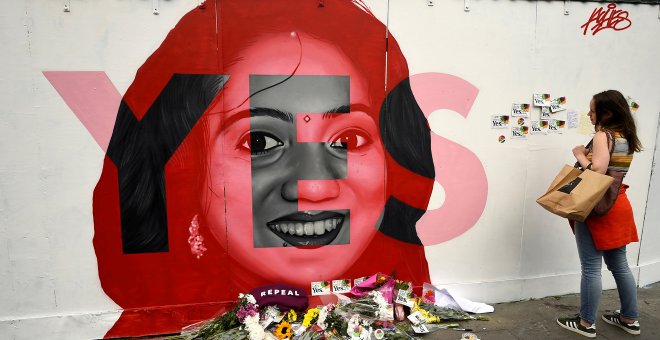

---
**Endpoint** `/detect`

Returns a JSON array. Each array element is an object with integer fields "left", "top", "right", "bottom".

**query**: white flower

[
  {"left": 316, "top": 306, "right": 328, "bottom": 329},
  {"left": 239, "top": 293, "right": 245, "bottom": 299},
  {"left": 244, "top": 314, "right": 265, "bottom": 340},
  {"left": 369, "top": 291, "right": 393, "bottom": 320},
  {"left": 245, "top": 293, "right": 257, "bottom": 305}
]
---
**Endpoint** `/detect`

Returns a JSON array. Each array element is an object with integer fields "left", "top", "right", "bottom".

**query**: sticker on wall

[
  {"left": 511, "top": 126, "right": 528, "bottom": 139},
  {"left": 498, "top": 135, "right": 506, "bottom": 143},
  {"left": 549, "top": 119, "right": 566, "bottom": 133},
  {"left": 332, "top": 279, "right": 352, "bottom": 294},
  {"left": 533, "top": 93, "right": 552, "bottom": 107},
  {"left": 577, "top": 112, "right": 594, "bottom": 135},
  {"left": 626, "top": 96, "right": 639, "bottom": 113},
  {"left": 550, "top": 96, "right": 567, "bottom": 113},
  {"left": 491, "top": 115, "right": 510, "bottom": 129},
  {"left": 567, "top": 109, "right": 579, "bottom": 129},
  {"left": 311, "top": 281, "right": 331, "bottom": 296},
  {"left": 354, "top": 276, "right": 369, "bottom": 287},
  {"left": 540, "top": 106, "right": 552, "bottom": 120},
  {"left": 516, "top": 117, "right": 527, "bottom": 126},
  {"left": 530, "top": 120, "right": 548, "bottom": 135},
  {"left": 511, "top": 103, "right": 530, "bottom": 117}
]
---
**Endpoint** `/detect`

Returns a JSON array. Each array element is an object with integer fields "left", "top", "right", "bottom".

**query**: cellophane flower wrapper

[
  {"left": 392, "top": 281, "right": 413, "bottom": 321},
  {"left": 350, "top": 273, "right": 395, "bottom": 303},
  {"left": 413, "top": 300, "right": 471, "bottom": 323},
  {"left": 295, "top": 325, "right": 324, "bottom": 340},
  {"left": 167, "top": 294, "right": 260, "bottom": 340},
  {"left": 394, "top": 322, "right": 458, "bottom": 339},
  {"left": 334, "top": 291, "right": 392, "bottom": 321}
]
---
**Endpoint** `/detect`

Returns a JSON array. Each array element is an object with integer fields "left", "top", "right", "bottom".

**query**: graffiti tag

[{"left": 581, "top": 3, "right": 631, "bottom": 36}]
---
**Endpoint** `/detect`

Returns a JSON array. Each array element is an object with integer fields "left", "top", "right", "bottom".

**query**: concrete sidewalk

[{"left": 426, "top": 283, "right": 659, "bottom": 340}]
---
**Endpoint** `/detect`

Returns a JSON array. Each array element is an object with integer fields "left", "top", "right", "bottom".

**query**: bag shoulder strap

[
  {"left": 602, "top": 129, "right": 615, "bottom": 155},
  {"left": 586, "top": 129, "right": 615, "bottom": 155}
]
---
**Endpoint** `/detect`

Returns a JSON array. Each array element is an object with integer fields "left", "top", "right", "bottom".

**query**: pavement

[
  {"left": 424, "top": 282, "right": 659, "bottom": 340},
  {"left": 121, "top": 282, "right": 660, "bottom": 340}
]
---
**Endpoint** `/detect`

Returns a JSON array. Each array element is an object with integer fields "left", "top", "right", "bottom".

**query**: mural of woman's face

[{"left": 203, "top": 33, "right": 386, "bottom": 284}]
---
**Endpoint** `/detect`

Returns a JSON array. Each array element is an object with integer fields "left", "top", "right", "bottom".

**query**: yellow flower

[
  {"left": 273, "top": 321, "right": 293, "bottom": 339},
  {"left": 412, "top": 299, "right": 440, "bottom": 323},
  {"left": 286, "top": 309, "right": 297, "bottom": 322},
  {"left": 302, "top": 308, "right": 320, "bottom": 327}
]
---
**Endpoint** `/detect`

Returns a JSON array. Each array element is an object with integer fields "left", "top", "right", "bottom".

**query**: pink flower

[{"left": 236, "top": 304, "right": 258, "bottom": 323}]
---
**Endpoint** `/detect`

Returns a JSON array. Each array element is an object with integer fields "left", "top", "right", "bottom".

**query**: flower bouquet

[
  {"left": 350, "top": 273, "right": 395, "bottom": 303},
  {"left": 392, "top": 280, "right": 414, "bottom": 321},
  {"left": 334, "top": 291, "right": 393, "bottom": 321},
  {"left": 169, "top": 293, "right": 261, "bottom": 340},
  {"left": 412, "top": 300, "right": 472, "bottom": 323}
]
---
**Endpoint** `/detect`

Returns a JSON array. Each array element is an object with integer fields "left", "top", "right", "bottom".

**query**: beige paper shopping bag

[{"left": 536, "top": 165, "right": 614, "bottom": 222}]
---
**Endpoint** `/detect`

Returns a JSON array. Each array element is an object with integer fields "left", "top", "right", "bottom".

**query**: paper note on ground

[{"left": 424, "top": 283, "right": 494, "bottom": 314}]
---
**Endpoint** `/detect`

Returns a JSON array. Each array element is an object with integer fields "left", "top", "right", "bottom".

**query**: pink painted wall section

[
  {"left": 43, "top": 71, "right": 121, "bottom": 152},
  {"left": 410, "top": 73, "right": 487, "bottom": 245}
]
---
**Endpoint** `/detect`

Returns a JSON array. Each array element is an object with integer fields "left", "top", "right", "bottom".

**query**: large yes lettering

[
  {"left": 410, "top": 73, "right": 487, "bottom": 245},
  {"left": 46, "top": 72, "right": 226, "bottom": 253},
  {"left": 46, "top": 71, "right": 486, "bottom": 250}
]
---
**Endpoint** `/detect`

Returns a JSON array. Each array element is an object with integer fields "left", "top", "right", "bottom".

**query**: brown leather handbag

[{"left": 587, "top": 130, "right": 625, "bottom": 217}]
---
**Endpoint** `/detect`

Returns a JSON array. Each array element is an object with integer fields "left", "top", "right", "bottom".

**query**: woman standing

[{"left": 557, "top": 90, "right": 642, "bottom": 338}]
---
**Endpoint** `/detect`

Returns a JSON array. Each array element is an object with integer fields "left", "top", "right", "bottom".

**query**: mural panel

[{"left": 46, "top": 0, "right": 486, "bottom": 337}]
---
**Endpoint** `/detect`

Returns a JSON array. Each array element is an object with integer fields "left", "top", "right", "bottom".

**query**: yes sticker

[{"left": 311, "top": 281, "right": 331, "bottom": 296}]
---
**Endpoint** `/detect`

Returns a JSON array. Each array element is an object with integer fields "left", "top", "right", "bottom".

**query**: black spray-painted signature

[{"left": 581, "top": 3, "right": 632, "bottom": 36}]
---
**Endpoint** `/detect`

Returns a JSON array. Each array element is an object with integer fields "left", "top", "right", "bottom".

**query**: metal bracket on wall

[
  {"left": 63, "top": 0, "right": 70, "bottom": 12},
  {"left": 564, "top": 0, "right": 570, "bottom": 15},
  {"left": 153, "top": 0, "right": 160, "bottom": 15},
  {"left": 464, "top": 0, "right": 470, "bottom": 12}
]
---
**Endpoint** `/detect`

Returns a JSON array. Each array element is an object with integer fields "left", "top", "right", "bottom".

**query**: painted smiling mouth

[{"left": 267, "top": 211, "right": 346, "bottom": 247}]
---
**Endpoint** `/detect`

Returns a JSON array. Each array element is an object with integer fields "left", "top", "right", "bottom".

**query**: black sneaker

[
  {"left": 602, "top": 310, "right": 640, "bottom": 335},
  {"left": 557, "top": 315, "right": 597, "bottom": 338}
]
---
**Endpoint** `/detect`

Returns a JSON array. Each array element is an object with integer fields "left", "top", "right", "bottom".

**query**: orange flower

[{"left": 274, "top": 320, "right": 293, "bottom": 339}]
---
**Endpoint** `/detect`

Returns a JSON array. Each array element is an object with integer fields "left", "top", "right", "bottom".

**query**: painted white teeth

[
  {"left": 304, "top": 222, "right": 314, "bottom": 235},
  {"left": 324, "top": 219, "right": 333, "bottom": 231},
  {"left": 271, "top": 218, "right": 342, "bottom": 236},
  {"left": 314, "top": 221, "right": 324, "bottom": 235}
]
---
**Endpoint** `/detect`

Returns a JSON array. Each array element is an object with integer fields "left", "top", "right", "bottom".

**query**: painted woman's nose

[
  {"left": 297, "top": 178, "right": 340, "bottom": 201},
  {"left": 281, "top": 178, "right": 340, "bottom": 202},
  {"left": 280, "top": 144, "right": 343, "bottom": 202}
]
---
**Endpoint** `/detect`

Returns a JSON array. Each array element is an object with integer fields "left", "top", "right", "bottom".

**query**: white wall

[
  {"left": 1, "top": 1, "right": 658, "bottom": 339},
  {"left": 383, "top": 0, "right": 660, "bottom": 303}
]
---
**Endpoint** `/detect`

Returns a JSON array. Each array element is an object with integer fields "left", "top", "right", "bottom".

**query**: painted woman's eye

[
  {"left": 329, "top": 129, "right": 371, "bottom": 151},
  {"left": 238, "top": 131, "right": 284, "bottom": 155}
]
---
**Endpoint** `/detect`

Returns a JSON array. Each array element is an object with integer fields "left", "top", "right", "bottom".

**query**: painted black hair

[
  {"left": 106, "top": 74, "right": 225, "bottom": 253},
  {"left": 379, "top": 78, "right": 434, "bottom": 245}
]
